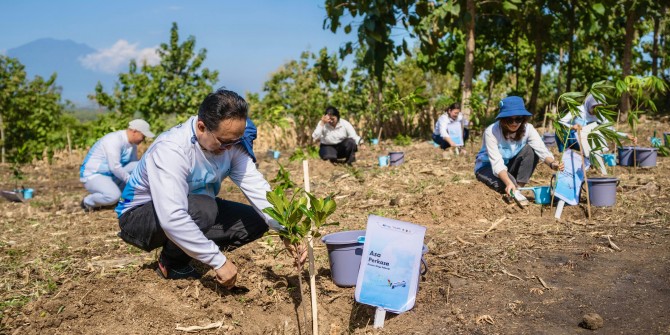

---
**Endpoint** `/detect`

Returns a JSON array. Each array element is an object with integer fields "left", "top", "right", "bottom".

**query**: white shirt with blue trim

[
  {"left": 474, "top": 122, "right": 553, "bottom": 176},
  {"left": 79, "top": 130, "right": 137, "bottom": 183},
  {"left": 116, "top": 116, "right": 281, "bottom": 269}
]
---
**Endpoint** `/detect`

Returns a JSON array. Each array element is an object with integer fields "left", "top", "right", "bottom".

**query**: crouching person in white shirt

[
  {"left": 79, "top": 119, "right": 154, "bottom": 211},
  {"left": 474, "top": 96, "right": 563, "bottom": 207},
  {"left": 312, "top": 106, "right": 362, "bottom": 165},
  {"left": 115, "top": 89, "right": 297, "bottom": 287}
]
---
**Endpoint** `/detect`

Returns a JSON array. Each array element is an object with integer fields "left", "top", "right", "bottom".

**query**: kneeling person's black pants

[
  {"left": 118, "top": 194, "right": 269, "bottom": 269},
  {"left": 475, "top": 144, "right": 539, "bottom": 194},
  {"left": 319, "top": 138, "right": 358, "bottom": 164}
]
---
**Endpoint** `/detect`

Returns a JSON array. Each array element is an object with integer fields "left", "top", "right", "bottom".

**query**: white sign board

[
  {"left": 554, "top": 149, "right": 589, "bottom": 206},
  {"left": 446, "top": 121, "right": 464, "bottom": 146},
  {"left": 354, "top": 215, "right": 426, "bottom": 314}
]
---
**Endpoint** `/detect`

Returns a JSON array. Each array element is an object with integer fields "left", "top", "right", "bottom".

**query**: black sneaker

[
  {"left": 156, "top": 257, "right": 202, "bottom": 280},
  {"left": 80, "top": 200, "right": 93, "bottom": 213}
]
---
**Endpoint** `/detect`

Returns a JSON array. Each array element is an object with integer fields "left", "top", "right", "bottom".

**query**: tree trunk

[
  {"left": 621, "top": 8, "right": 636, "bottom": 114},
  {"left": 460, "top": 0, "right": 475, "bottom": 122},
  {"left": 652, "top": 15, "right": 660, "bottom": 77},
  {"left": 0, "top": 112, "right": 5, "bottom": 164},
  {"left": 557, "top": 47, "right": 563, "bottom": 98},
  {"left": 529, "top": 29, "right": 543, "bottom": 114},
  {"left": 566, "top": 2, "right": 576, "bottom": 92},
  {"left": 515, "top": 32, "right": 520, "bottom": 93},
  {"left": 485, "top": 72, "right": 496, "bottom": 115}
]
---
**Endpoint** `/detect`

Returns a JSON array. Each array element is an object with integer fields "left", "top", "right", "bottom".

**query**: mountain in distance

[{"left": 7, "top": 38, "right": 116, "bottom": 106}]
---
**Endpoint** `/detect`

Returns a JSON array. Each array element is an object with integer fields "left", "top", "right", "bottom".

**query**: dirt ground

[{"left": 1, "top": 122, "right": 670, "bottom": 335}]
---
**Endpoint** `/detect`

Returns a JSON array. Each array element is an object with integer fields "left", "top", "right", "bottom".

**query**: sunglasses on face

[
  {"left": 505, "top": 117, "right": 525, "bottom": 124},
  {"left": 208, "top": 130, "right": 242, "bottom": 149}
]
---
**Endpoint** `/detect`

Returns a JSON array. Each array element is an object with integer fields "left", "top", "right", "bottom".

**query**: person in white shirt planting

[
  {"left": 312, "top": 106, "right": 362, "bottom": 165},
  {"left": 79, "top": 119, "right": 154, "bottom": 211},
  {"left": 432, "top": 102, "right": 468, "bottom": 155},
  {"left": 115, "top": 89, "right": 295, "bottom": 287},
  {"left": 474, "top": 96, "right": 564, "bottom": 207}
]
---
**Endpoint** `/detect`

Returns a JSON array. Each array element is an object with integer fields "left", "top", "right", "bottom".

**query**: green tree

[
  {"left": 91, "top": 22, "right": 218, "bottom": 134},
  {"left": 0, "top": 55, "right": 66, "bottom": 163}
]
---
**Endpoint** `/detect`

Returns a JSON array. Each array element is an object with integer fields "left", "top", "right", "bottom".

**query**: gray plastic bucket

[
  {"left": 322, "top": 230, "right": 428, "bottom": 287},
  {"left": 389, "top": 152, "right": 405, "bottom": 166},
  {"left": 617, "top": 146, "right": 634, "bottom": 166},
  {"left": 542, "top": 132, "right": 556, "bottom": 147},
  {"left": 635, "top": 147, "right": 658, "bottom": 167},
  {"left": 322, "top": 230, "right": 365, "bottom": 287},
  {"left": 586, "top": 177, "right": 619, "bottom": 207}
]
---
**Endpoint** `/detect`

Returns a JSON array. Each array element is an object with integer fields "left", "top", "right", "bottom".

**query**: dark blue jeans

[{"left": 118, "top": 194, "right": 269, "bottom": 268}]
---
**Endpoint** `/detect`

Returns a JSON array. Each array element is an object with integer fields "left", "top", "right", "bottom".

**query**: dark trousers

[
  {"left": 432, "top": 128, "right": 470, "bottom": 150},
  {"left": 118, "top": 194, "right": 268, "bottom": 268},
  {"left": 475, "top": 145, "right": 539, "bottom": 194},
  {"left": 319, "top": 138, "right": 358, "bottom": 164}
]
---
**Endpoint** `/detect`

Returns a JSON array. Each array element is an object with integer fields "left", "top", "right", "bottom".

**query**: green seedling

[
  {"left": 263, "top": 186, "right": 338, "bottom": 334},
  {"left": 270, "top": 163, "right": 296, "bottom": 190}
]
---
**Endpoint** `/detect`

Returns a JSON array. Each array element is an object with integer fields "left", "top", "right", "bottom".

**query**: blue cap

[{"left": 496, "top": 96, "right": 532, "bottom": 120}]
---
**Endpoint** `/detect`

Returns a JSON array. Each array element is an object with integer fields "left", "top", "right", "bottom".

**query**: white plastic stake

[
  {"left": 455, "top": 147, "right": 460, "bottom": 155},
  {"left": 373, "top": 307, "right": 386, "bottom": 328},
  {"left": 303, "top": 160, "right": 318, "bottom": 335},
  {"left": 554, "top": 200, "right": 565, "bottom": 219}
]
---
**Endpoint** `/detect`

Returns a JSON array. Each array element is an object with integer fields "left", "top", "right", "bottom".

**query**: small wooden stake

[
  {"left": 303, "top": 160, "right": 318, "bottom": 335},
  {"left": 577, "top": 129, "right": 592, "bottom": 220}
]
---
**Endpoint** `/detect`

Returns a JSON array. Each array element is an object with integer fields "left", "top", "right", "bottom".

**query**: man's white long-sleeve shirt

[
  {"left": 312, "top": 119, "right": 361, "bottom": 145},
  {"left": 116, "top": 116, "right": 280, "bottom": 269},
  {"left": 80, "top": 130, "right": 138, "bottom": 183}
]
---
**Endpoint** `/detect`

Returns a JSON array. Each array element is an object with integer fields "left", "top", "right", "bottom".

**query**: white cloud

[{"left": 79, "top": 40, "right": 160, "bottom": 74}]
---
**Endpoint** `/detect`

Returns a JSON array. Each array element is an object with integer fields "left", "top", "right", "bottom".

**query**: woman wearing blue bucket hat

[{"left": 474, "top": 96, "right": 564, "bottom": 206}]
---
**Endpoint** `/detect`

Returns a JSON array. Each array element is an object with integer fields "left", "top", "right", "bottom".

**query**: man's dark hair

[
  {"left": 198, "top": 89, "right": 248, "bottom": 131},
  {"left": 324, "top": 106, "right": 340, "bottom": 120}
]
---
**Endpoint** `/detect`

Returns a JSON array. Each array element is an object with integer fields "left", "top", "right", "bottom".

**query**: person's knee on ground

[{"left": 84, "top": 187, "right": 121, "bottom": 208}]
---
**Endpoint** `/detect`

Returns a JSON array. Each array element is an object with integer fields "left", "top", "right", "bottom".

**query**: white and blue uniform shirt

[
  {"left": 116, "top": 116, "right": 280, "bottom": 269},
  {"left": 474, "top": 122, "right": 553, "bottom": 176},
  {"left": 80, "top": 130, "right": 137, "bottom": 183},
  {"left": 433, "top": 113, "right": 464, "bottom": 138}
]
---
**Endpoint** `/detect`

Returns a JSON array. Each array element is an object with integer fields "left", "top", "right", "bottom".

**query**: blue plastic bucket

[
  {"left": 378, "top": 155, "right": 389, "bottom": 167},
  {"left": 617, "top": 146, "right": 634, "bottom": 166},
  {"left": 587, "top": 177, "right": 619, "bottom": 207},
  {"left": 370, "top": 138, "right": 379, "bottom": 145},
  {"left": 518, "top": 186, "right": 551, "bottom": 205},
  {"left": 602, "top": 153, "right": 616, "bottom": 167},
  {"left": 266, "top": 150, "right": 280, "bottom": 159},
  {"left": 23, "top": 188, "right": 34, "bottom": 199},
  {"left": 635, "top": 147, "right": 658, "bottom": 167},
  {"left": 389, "top": 152, "right": 404, "bottom": 166},
  {"left": 322, "top": 230, "right": 366, "bottom": 287},
  {"left": 542, "top": 132, "right": 556, "bottom": 147}
]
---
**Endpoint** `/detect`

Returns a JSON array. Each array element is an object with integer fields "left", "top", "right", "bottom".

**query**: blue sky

[{"left": 0, "top": 0, "right": 355, "bottom": 99}]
